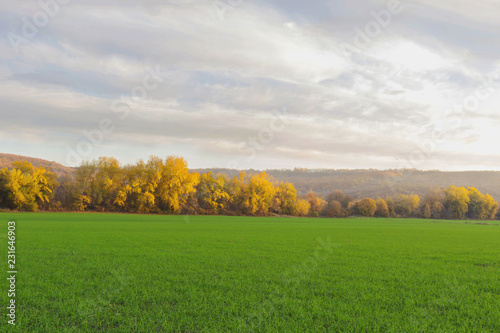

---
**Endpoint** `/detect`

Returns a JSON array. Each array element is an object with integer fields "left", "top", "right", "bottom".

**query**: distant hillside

[
  {"left": 192, "top": 168, "right": 500, "bottom": 201},
  {"left": 0, "top": 153, "right": 75, "bottom": 178},
  {"left": 2, "top": 154, "right": 500, "bottom": 201}
]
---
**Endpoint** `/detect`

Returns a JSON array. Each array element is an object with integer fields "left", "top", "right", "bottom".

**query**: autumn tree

[
  {"left": 467, "top": 187, "right": 485, "bottom": 220},
  {"left": 156, "top": 156, "right": 200, "bottom": 214},
  {"left": 73, "top": 157, "right": 122, "bottom": 211},
  {"left": 326, "top": 190, "right": 353, "bottom": 209},
  {"left": 385, "top": 197, "right": 395, "bottom": 217},
  {"left": 75, "top": 156, "right": 199, "bottom": 214},
  {"left": 95, "top": 157, "right": 122, "bottom": 210},
  {"left": 0, "top": 162, "right": 58, "bottom": 211},
  {"left": 421, "top": 189, "right": 444, "bottom": 219},
  {"left": 324, "top": 190, "right": 348, "bottom": 217},
  {"left": 432, "top": 201, "right": 444, "bottom": 219},
  {"left": 196, "top": 172, "right": 230, "bottom": 214},
  {"left": 466, "top": 187, "right": 498, "bottom": 220},
  {"left": 114, "top": 159, "right": 161, "bottom": 213},
  {"left": 374, "top": 197, "right": 390, "bottom": 217},
  {"left": 323, "top": 200, "right": 343, "bottom": 217},
  {"left": 9, "top": 155, "right": 500, "bottom": 221},
  {"left": 484, "top": 194, "right": 498, "bottom": 220},
  {"left": 295, "top": 199, "right": 310, "bottom": 217},
  {"left": 73, "top": 160, "right": 97, "bottom": 211},
  {"left": 394, "top": 194, "right": 420, "bottom": 217},
  {"left": 272, "top": 181, "right": 298, "bottom": 216},
  {"left": 240, "top": 172, "right": 276, "bottom": 216},
  {"left": 306, "top": 191, "right": 326, "bottom": 217},
  {"left": 355, "top": 198, "right": 377, "bottom": 217},
  {"left": 444, "top": 185, "right": 470, "bottom": 219},
  {"left": 422, "top": 203, "right": 431, "bottom": 219},
  {"left": 224, "top": 171, "right": 246, "bottom": 215},
  {"left": 52, "top": 174, "right": 78, "bottom": 211}
]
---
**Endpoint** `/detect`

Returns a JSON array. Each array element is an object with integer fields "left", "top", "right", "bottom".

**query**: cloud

[{"left": 1, "top": 0, "right": 500, "bottom": 170}]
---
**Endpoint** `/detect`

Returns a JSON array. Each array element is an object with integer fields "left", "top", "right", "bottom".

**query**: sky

[{"left": 1, "top": 0, "right": 500, "bottom": 171}]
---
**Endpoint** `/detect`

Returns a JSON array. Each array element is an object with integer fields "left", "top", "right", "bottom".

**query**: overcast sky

[{"left": 1, "top": 0, "right": 500, "bottom": 170}]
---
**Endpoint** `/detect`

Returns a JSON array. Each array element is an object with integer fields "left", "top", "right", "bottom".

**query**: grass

[{"left": 1, "top": 213, "right": 499, "bottom": 332}]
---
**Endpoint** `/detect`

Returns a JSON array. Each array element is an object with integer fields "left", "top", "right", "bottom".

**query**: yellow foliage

[
  {"left": 77, "top": 195, "right": 91, "bottom": 211},
  {"left": 242, "top": 172, "right": 276, "bottom": 215},
  {"left": 272, "top": 182, "right": 297, "bottom": 215},
  {"left": 444, "top": 185, "right": 470, "bottom": 219},
  {"left": 157, "top": 156, "right": 200, "bottom": 213},
  {"left": 0, "top": 163, "right": 57, "bottom": 211},
  {"left": 197, "top": 172, "right": 230, "bottom": 214},
  {"left": 295, "top": 199, "right": 310, "bottom": 217}
]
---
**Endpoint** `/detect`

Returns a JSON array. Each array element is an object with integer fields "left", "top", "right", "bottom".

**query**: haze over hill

[{"left": 195, "top": 168, "right": 500, "bottom": 201}]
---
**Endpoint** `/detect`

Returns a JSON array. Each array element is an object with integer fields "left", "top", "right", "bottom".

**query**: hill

[
  {"left": 2, "top": 153, "right": 500, "bottom": 200},
  {"left": 0, "top": 153, "right": 75, "bottom": 178},
  {"left": 192, "top": 168, "right": 500, "bottom": 201}
]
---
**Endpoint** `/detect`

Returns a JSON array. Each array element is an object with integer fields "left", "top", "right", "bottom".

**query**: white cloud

[
  {"left": 1, "top": 0, "right": 500, "bottom": 170},
  {"left": 409, "top": 0, "right": 500, "bottom": 27}
]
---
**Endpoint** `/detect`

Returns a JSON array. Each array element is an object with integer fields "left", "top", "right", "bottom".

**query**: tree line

[{"left": 0, "top": 156, "right": 499, "bottom": 220}]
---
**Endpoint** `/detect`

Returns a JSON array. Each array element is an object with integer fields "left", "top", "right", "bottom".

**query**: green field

[{"left": 1, "top": 213, "right": 499, "bottom": 332}]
